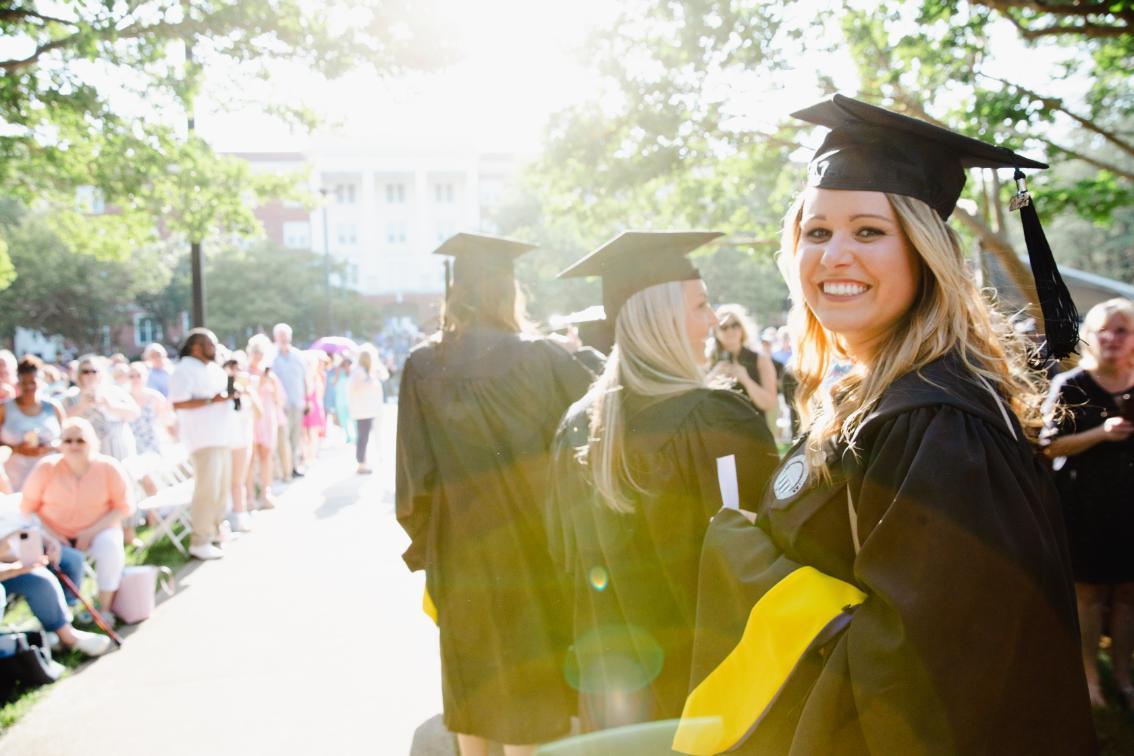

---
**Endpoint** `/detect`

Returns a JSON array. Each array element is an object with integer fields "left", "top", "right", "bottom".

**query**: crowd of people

[
  {"left": 0, "top": 322, "right": 391, "bottom": 659},
  {"left": 395, "top": 96, "right": 1127, "bottom": 755},
  {"left": 1, "top": 92, "right": 1131, "bottom": 753}
]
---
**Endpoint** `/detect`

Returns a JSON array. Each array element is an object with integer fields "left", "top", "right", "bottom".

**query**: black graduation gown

[
  {"left": 688, "top": 354, "right": 1097, "bottom": 755},
  {"left": 395, "top": 326, "right": 593, "bottom": 743},
  {"left": 546, "top": 387, "right": 780, "bottom": 728}
]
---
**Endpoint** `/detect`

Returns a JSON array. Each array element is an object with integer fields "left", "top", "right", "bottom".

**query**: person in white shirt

[
  {"left": 348, "top": 344, "right": 387, "bottom": 475},
  {"left": 168, "top": 329, "right": 236, "bottom": 561}
]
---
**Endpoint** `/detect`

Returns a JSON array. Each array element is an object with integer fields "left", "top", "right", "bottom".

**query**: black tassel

[{"left": 1011, "top": 169, "right": 1080, "bottom": 360}]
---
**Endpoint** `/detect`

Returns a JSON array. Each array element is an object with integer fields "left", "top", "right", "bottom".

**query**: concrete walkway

[{"left": 0, "top": 408, "right": 444, "bottom": 756}]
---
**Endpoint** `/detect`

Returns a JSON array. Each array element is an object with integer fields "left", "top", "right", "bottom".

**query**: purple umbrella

[{"left": 309, "top": 336, "right": 360, "bottom": 354}]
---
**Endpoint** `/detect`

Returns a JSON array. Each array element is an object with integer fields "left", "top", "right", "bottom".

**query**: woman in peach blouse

[{"left": 20, "top": 417, "right": 129, "bottom": 615}]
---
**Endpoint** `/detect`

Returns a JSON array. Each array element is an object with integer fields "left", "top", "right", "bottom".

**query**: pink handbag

[{"left": 111, "top": 565, "right": 175, "bottom": 624}]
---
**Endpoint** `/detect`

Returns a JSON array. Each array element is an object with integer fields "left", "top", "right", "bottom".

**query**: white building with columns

[{"left": 237, "top": 138, "right": 521, "bottom": 305}]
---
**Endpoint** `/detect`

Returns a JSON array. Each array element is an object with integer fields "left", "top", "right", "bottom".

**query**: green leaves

[
  {"left": 0, "top": 0, "right": 453, "bottom": 265},
  {"left": 524, "top": 0, "right": 1134, "bottom": 318}
]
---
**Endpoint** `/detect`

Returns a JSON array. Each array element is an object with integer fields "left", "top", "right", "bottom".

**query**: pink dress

[
  {"left": 302, "top": 374, "right": 327, "bottom": 432},
  {"left": 253, "top": 371, "right": 283, "bottom": 449}
]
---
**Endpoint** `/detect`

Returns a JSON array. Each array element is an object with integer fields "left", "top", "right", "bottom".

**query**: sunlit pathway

[{"left": 0, "top": 407, "right": 442, "bottom": 756}]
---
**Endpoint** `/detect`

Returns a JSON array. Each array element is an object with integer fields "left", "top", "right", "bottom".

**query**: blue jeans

[{"left": 0, "top": 547, "right": 85, "bottom": 632}]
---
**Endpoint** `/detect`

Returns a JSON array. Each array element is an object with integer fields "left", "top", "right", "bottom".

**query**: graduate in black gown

[
  {"left": 395, "top": 233, "right": 594, "bottom": 753},
  {"left": 545, "top": 231, "right": 781, "bottom": 732},
  {"left": 675, "top": 95, "right": 1096, "bottom": 755}
]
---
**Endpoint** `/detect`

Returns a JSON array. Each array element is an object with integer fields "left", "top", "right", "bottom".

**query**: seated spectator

[
  {"left": 0, "top": 520, "right": 112, "bottom": 657},
  {"left": 20, "top": 418, "right": 130, "bottom": 619},
  {"left": 0, "top": 357, "right": 64, "bottom": 491},
  {"left": 0, "top": 350, "right": 16, "bottom": 401},
  {"left": 0, "top": 447, "right": 12, "bottom": 493},
  {"left": 122, "top": 362, "right": 173, "bottom": 540},
  {"left": 125, "top": 362, "right": 171, "bottom": 458},
  {"left": 63, "top": 355, "right": 140, "bottom": 462},
  {"left": 40, "top": 363, "right": 69, "bottom": 401},
  {"left": 143, "top": 343, "right": 171, "bottom": 398}
]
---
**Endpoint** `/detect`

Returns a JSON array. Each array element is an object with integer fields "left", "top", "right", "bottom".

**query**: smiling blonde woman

[
  {"left": 547, "top": 231, "right": 780, "bottom": 733},
  {"left": 677, "top": 96, "right": 1094, "bottom": 756}
]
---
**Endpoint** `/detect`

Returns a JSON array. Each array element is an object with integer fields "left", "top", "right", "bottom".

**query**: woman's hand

[
  {"left": 11, "top": 442, "right": 47, "bottom": 457},
  {"left": 707, "top": 361, "right": 735, "bottom": 383},
  {"left": 42, "top": 532, "right": 62, "bottom": 565},
  {"left": 0, "top": 555, "right": 48, "bottom": 581},
  {"left": 1102, "top": 416, "right": 1134, "bottom": 441},
  {"left": 73, "top": 528, "right": 94, "bottom": 552},
  {"left": 728, "top": 363, "right": 754, "bottom": 386}
]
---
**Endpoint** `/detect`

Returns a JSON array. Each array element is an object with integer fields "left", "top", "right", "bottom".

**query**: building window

[
  {"left": 435, "top": 222, "right": 457, "bottom": 242},
  {"left": 386, "top": 222, "right": 408, "bottom": 245},
  {"left": 385, "top": 183, "right": 406, "bottom": 203},
  {"left": 134, "top": 316, "right": 162, "bottom": 347},
  {"left": 337, "top": 224, "right": 358, "bottom": 245},
  {"left": 334, "top": 183, "right": 357, "bottom": 204},
  {"left": 434, "top": 183, "right": 455, "bottom": 203},
  {"left": 283, "top": 221, "right": 311, "bottom": 250}
]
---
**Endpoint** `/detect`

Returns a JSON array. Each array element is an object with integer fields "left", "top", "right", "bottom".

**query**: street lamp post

[
  {"left": 320, "top": 188, "right": 332, "bottom": 335},
  {"left": 186, "top": 40, "right": 206, "bottom": 328}
]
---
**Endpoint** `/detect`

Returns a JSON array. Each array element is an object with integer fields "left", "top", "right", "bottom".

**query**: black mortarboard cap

[
  {"left": 432, "top": 232, "right": 537, "bottom": 288},
  {"left": 792, "top": 93, "right": 1047, "bottom": 220},
  {"left": 792, "top": 93, "right": 1078, "bottom": 359},
  {"left": 558, "top": 230, "right": 723, "bottom": 326}
]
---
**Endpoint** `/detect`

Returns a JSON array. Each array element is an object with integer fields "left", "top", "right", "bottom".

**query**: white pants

[
  {"left": 85, "top": 527, "right": 126, "bottom": 593},
  {"left": 190, "top": 446, "right": 232, "bottom": 546}
]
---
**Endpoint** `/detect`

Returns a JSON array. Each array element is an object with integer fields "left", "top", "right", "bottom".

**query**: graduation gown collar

[{"left": 858, "top": 351, "right": 1021, "bottom": 443}]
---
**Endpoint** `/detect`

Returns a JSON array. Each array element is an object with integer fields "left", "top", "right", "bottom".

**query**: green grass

[
  {"left": 1095, "top": 653, "right": 1134, "bottom": 755},
  {"left": 0, "top": 524, "right": 189, "bottom": 732}
]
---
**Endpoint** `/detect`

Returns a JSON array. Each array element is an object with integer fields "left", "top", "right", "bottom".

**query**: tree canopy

[
  {"left": 522, "top": 0, "right": 1134, "bottom": 321},
  {"left": 0, "top": 0, "right": 452, "bottom": 275},
  {"left": 0, "top": 198, "right": 382, "bottom": 352}
]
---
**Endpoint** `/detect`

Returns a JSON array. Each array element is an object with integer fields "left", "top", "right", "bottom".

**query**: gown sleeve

[
  {"left": 547, "top": 341, "right": 595, "bottom": 404},
  {"left": 831, "top": 405, "right": 1089, "bottom": 755},
  {"left": 673, "top": 391, "right": 780, "bottom": 518},
  {"left": 394, "top": 354, "right": 438, "bottom": 572},
  {"left": 544, "top": 403, "right": 590, "bottom": 580}
]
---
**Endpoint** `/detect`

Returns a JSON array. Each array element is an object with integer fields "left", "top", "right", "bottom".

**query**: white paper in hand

[{"left": 716, "top": 454, "right": 739, "bottom": 510}]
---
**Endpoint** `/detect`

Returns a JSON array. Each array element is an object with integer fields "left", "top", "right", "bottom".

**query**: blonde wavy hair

[
  {"left": 584, "top": 281, "right": 707, "bottom": 512},
  {"left": 1079, "top": 298, "right": 1134, "bottom": 371},
  {"left": 779, "top": 191, "right": 1048, "bottom": 476}
]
